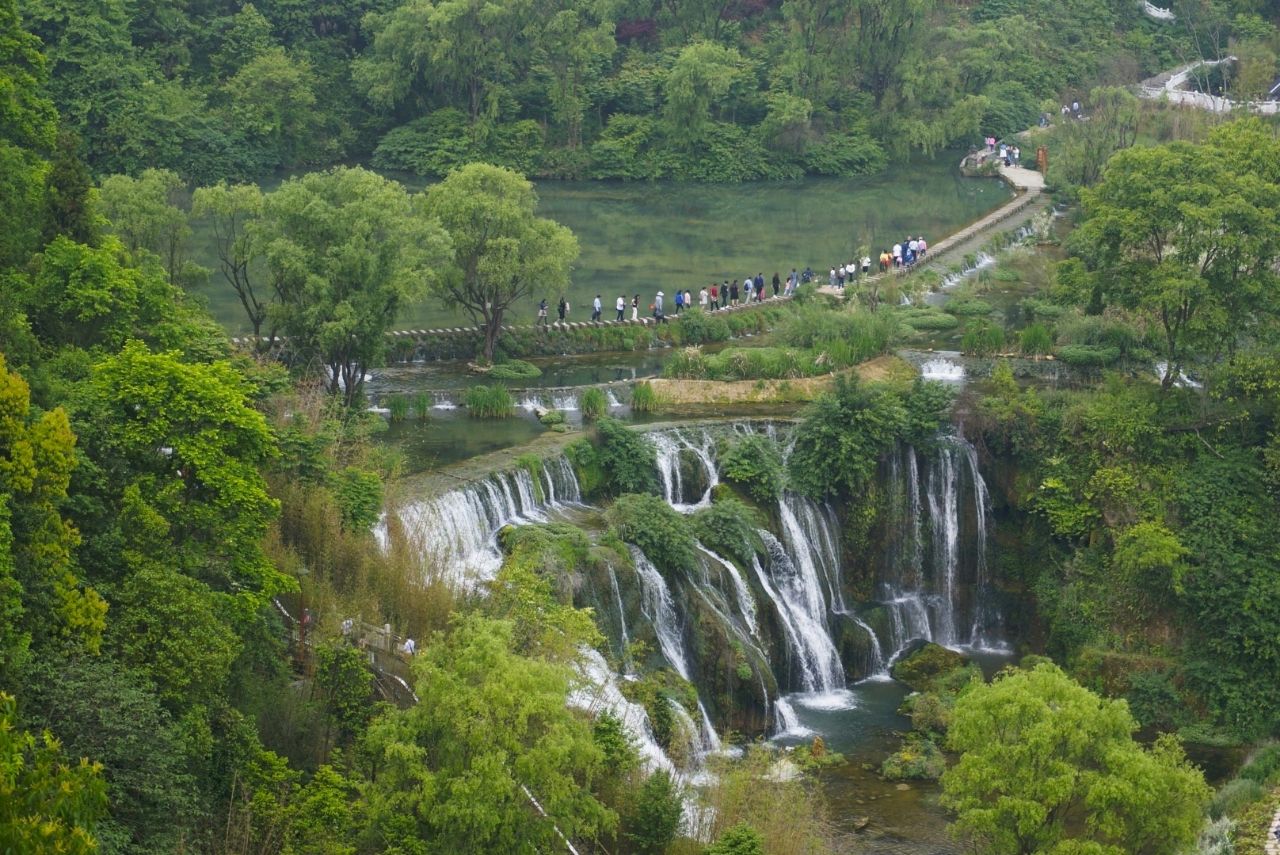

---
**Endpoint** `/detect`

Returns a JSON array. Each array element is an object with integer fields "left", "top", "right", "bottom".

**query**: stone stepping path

[{"left": 1267, "top": 805, "right": 1280, "bottom": 854}]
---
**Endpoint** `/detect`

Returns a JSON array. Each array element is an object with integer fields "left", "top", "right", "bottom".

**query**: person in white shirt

[
  {"left": 616, "top": 295, "right": 625, "bottom": 321},
  {"left": 592, "top": 295, "right": 602, "bottom": 321},
  {"left": 402, "top": 637, "right": 416, "bottom": 656},
  {"left": 700, "top": 288, "right": 708, "bottom": 308},
  {"left": 917, "top": 237, "right": 927, "bottom": 257},
  {"left": 892, "top": 243, "right": 902, "bottom": 268},
  {"left": 861, "top": 255, "right": 871, "bottom": 274}
]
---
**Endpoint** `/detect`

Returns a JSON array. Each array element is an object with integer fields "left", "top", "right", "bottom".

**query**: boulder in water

[{"left": 891, "top": 642, "right": 968, "bottom": 691}]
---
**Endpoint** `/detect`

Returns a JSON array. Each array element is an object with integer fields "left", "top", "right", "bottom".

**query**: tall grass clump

[
  {"left": 465, "top": 384, "right": 514, "bottom": 417},
  {"left": 1020, "top": 322, "right": 1054, "bottom": 357},
  {"left": 580, "top": 387, "right": 608, "bottom": 422},
  {"left": 411, "top": 392, "right": 432, "bottom": 419},
  {"left": 961, "top": 321, "right": 1006, "bottom": 356},
  {"left": 385, "top": 394, "right": 410, "bottom": 421},
  {"left": 630, "top": 381, "right": 657, "bottom": 412}
]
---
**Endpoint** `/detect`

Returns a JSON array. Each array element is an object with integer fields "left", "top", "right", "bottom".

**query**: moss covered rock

[{"left": 891, "top": 642, "right": 967, "bottom": 691}]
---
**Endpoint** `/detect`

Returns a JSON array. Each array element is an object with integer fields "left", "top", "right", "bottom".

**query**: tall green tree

[
  {"left": 852, "top": 0, "right": 933, "bottom": 107},
  {"left": 422, "top": 163, "right": 576, "bottom": 363},
  {"left": 361, "top": 615, "right": 616, "bottom": 852},
  {"left": 0, "top": 355, "right": 106, "bottom": 673},
  {"left": 98, "top": 168, "right": 194, "bottom": 286},
  {"left": 941, "top": 662, "right": 1209, "bottom": 855},
  {"left": 1064, "top": 126, "right": 1280, "bottom": 388},
  {"left": 72, "top": 341, "right": 289, "bottom": 612},
  {"left": 191, "top": 182, "right": 268, "bottom": 341},
  {"left": 0, "top": 0, "right": 57, "bottom": 268},
  {"left": 256, "top": 167, "right": 450, "bottom": 405}
]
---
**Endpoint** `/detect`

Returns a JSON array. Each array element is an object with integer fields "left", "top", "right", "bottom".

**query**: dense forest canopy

[{"left": 14, "top": 0, "right": 1279, "bottom": 183}]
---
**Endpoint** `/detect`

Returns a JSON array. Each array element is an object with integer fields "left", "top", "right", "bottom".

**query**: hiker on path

[
  {"left": 654, "top": 291, "right": 666, "bottom": 322},
  {"left": 674, "top": 289, "right": 684, "bottom": 314},
  {"left": 772, "top": 272, "right": 781, "bottom": 297},
  {"left": 730, "top": 280, "right": 739, "bottom": 306},
  {"left": 616, "top": 295, "right": 625, "bottom": 321},
  {"left": 631, "top": 294, "right": 639, "bottom": 321},
  {"left": 557, "top": 296, "right": 567, "bottom": 322},
  {"left": 537, "top": 298, "right": 549, "bottom": 326},
  {"left": 710, "top": 283, "right": 719, "bottom": 309},
  {"left": 592, "top": 295, "right": 602, "bottom": 321},
  {"left": 862, "top": 254, "right": 871, "bottom": 275},
  {"left": 700, "top": 287, "right": 709, "bottom": 309}
]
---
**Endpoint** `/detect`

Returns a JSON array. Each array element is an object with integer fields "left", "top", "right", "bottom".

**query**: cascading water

[
  {"left": 751, "top": 530, "right": 843, "bottom": 692},
  {"left": 607, "top": 565, "right": 633, "bottom": 672},
  {"left": 650, "top": 428, "right": 719, "bottom": 511},
  {"left": 388, "top": 454, "right": 581, "bottom": 588},
  {"left": 876, "top": 437, "right": 997, "bottom": 659},
  {"left": 629, "top": 546, "right": 722, "bottom": 752}
]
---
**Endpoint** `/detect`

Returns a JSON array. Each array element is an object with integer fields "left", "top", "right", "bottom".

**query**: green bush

[
  {"left": 385, "top": 394, "right": 410, "bottom": 421},
  {"left": 1055, "top": 313, "right": 1145, "bottom": 356},
  {"left": 720, "top": 434, "right": 785, "bottom": 504},
  {"left": 630, "top": 381, "right": 657, "bottom": 412},
  {"left": 1020, "top": 322, "right": 1055, "bottom": 356},
  {"left": 464, "top": 384, "right": 514, "bottom": 418},
  {"left": 595, "top": 418, "right": 659, "bottom": 496},
  {"left": 579, "top": 388, "right": 608, "bottom": 422},
  {"left": 539, "top": 409, "right": 566, "bottom": 426},
  {"left": 1055, "top": 344, "right": 1121, "bottom": 366},
  {"left": 944, "top": 298, "right": 994, "bottom": 317},
  {"left": 690, "top": 498, "right": 761, "bottom": 568},
  {"left": 678, "top": 309, "right": 730, "bottom": 344},
  {"left": 606, "top": 493, "right": 696, "bottom": 575},
  {"left": 411, "top": 392, "right": 432, "bottom": 420},
  {"left": 1020, "top": 297, "right": 1066, "bottom": 320},
  {"left": 706, "top": 823, "right": 765, "bottom": 855},
  {"left": 372, "top": 108, "right": 545, "bottom": 177},
  {"left": 624, "top": 770, "right": 683, "bottom": 854},
  {"left": 488, "top": 359, "right": 542, "bottom": 382},
  {"left": 891, "top": 643, "right": 968, "bottom": 691},
  {"left": 906, "top": 691, "right": 953, "bottom": 735},
  {"left": 333, "top": 467, "right": 383, "bottom": 530},
  {"left": 1195, "top": 817, "right": 1236, "bottom": 855},
  {"left": 803, "top": 128, "right": 888, "bottom": 176},
  {"left": 900, "top": 309, "right": 960, "bottom": 331},
  {"left": 881, "top": 735, "right": 946, "bottom": 780},
  {"left": 667, "top": 347, "right": 819, "bottom": 381},
  {"left": 1209, "top": 778, "right": 1263, "bottom": 820},
  {"left": 663, "top": 348, "right": 709, "bottom": 379},
  {"left": 1240, "top": 743, "right": 1280, "bottom": 783},
  {"left": 961, "top": 320, "right": 1006, "bottom": 356}
]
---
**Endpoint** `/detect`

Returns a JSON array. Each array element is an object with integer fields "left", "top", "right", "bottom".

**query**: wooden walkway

[{"left": 817, "top": 166, "right": 1046, "bottom": 298}]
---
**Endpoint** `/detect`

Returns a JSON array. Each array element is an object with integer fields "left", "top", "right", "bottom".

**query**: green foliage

[
  {"left": 899, "top": 308, "right": 960, "bottom": 331},
  {"left": 594, "top": 418, "right": 659, "bottom": 497},
  {"left": 423, "top": 163, "right": 577, "bottom": 363},
  {"left": 332, "top": 467, "right": 383, "bottom": 532},
  {"left": 1019, "top": 322, "right": 1054, "bottom": 356},
  {"left": 0, "top": 692, "right": 106, "bottom": 855},
  {"left": 487, "top": 359, "right": 542, "bottom": 382},
  {"left": 361, "top": 614, "right": 616, "bottom": 850},
  {"left": 719, "top": 435, "right": 785, "bottom": 504},
  {"left": 384, "top": 394, "right": 410, "bottom": 422},
  {"left": 942, "top": 662, "right": 1211, "bottom": 855},
  {"left": 539, "top": 408, "right": 566, "bottom": 426},
  {"left": 1195, "top": 817, "right": 1236, "bottom": 855},
  {"left": 678, "top": 308, "right": 731, "bottom": 344},
  {"left": 1209, "top": 778, "right": 1264, "bottom": 821},
  {"left": 625, "top": 770, "right": 683, "bottom": 854},
  {"left": 606, "top": 494, "right": 696, "bottom": 576},
  {"left": 881, "top": 735, "right": 946, "bottom": 780},
  {"left": 313, "top": 642, "right": 374, "bottom": 746},
  {"left": 690, "top": 499, "right": 762, "bottom": 569},
  {"left": 372, "top": 109, "right": 546, "bottom": 177},
  {"left": 258, "top": 167, "right": 451, "bottom": 406},
  {"left": 961, "top": 320, "right": 1006, "bottom": 356},
  {"left": 1239, "top": 744, "right": 1280, "bottom": 784},
  {"left": 943, "top": 298, "right": 994, "bottom": 317},
  {"left": 74, "top": 341, "right": 290, "bottom": 611},
  {"left": 579, "top": 387, "right": 608, "bottom": 422},
  {"left": 0, "top": 355, "right": 105, "bottom": 667},
  {"left": 891, "top": 643, "right": 968, "bottom": 692},
  {"left": 1056, "top": 344, "right": 1122, "bottom": 366},
  {"left": 788, "top": 377, "right": 950, "bottom": 499},
  {"left": 630, "top": 381, "right": 657, "bottom": 413},
  {"left": 707, "top": 822, "right": 765, "bottom": 855},
  {"left": 464, "top": 384, "right": 515, "bottom": 418}
]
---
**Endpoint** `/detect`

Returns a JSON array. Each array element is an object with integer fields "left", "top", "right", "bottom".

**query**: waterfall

[
  {"left": 607, "top": 565, "right": 632, "bottom": 672},
  {"left": 431, "top": 391, "right": 458, "bottom": 409},
  {"left": 650, "top": 428, "right": 718, "bottom": 511},
  {"left": 697, "top": 544, "right": 758, "bottom": 637},
  {"left": 876, "top": 438, "right": 996, "bottom": 659},
  {"left": 751, "top": 530, "right": 843, "bottom": 692},
  {"left": 570, "top": 648, "right": 677, "bottom": 776},
  {"left": 606, "top": 390, "right": 622, "bottom": 408},
  {"left": 631, "top": 547, "right": 689, "bottom": 679},
  {"left": 541, "top": 454, "right": 582, "bottom": 506},
  {"left": 778, "top": 493, "right": 846, "bottom": 613},
  {"left": 389, "top": 455, "right": 581, "bottom": 589}
]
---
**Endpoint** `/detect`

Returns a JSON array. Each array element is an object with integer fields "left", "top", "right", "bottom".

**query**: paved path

[
  {"left": 816, "top": 167, "right": 1047, "bottom": 299},
  {"left": 1267, "top": 805, "right": 1280, "bottom": 855}
]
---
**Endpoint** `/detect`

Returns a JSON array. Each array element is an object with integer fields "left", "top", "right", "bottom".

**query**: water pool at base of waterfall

[{"left": 773, "top": 648, "right": 1015, "bottom": 850}]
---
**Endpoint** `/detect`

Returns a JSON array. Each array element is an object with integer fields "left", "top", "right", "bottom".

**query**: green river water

[{"left": 187, "top": 160, "right": 1010, "bottom": 333}]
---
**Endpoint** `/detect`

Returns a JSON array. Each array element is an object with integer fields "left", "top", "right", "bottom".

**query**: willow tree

[
  {"left": 423, "top": 163, "right": 577, "bottom": 363},
  {"left": 257, "top": 166, "right": 451, "bottom": 404}
]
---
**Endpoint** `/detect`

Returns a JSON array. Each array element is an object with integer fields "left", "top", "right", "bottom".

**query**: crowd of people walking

[{"left": 533, "top": 233, "right": 931, "bottom": 326}]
